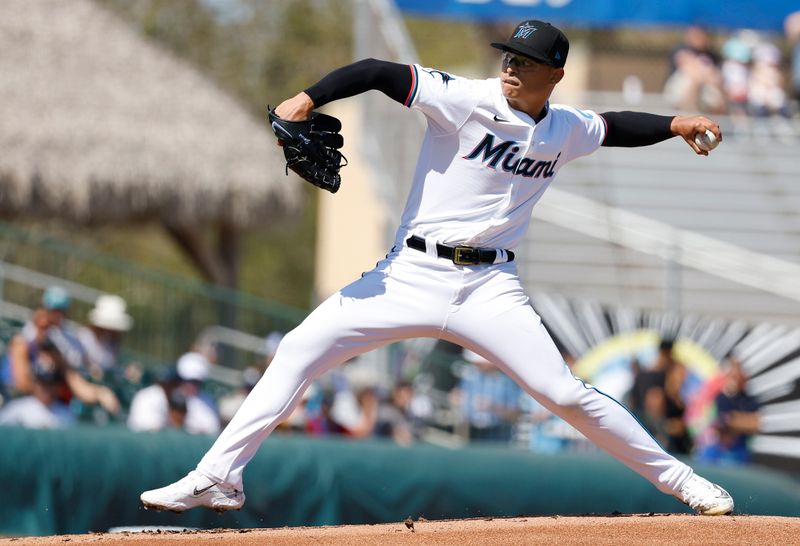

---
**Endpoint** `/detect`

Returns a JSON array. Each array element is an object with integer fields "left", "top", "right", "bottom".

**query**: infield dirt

[{"left": 1, "top": 514, "right": 798, "bottom": 545}]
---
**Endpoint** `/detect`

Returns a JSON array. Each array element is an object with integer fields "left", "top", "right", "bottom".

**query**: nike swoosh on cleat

[
  {"left": 193, "top": 483, "right": 217, "bottom": 496},
  {"left": 493, "top": 114, "right": 509, "bottom": 123}
]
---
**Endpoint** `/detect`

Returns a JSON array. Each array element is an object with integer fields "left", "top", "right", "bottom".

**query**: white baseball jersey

[{"left": 396, "top": 65, "right": 606, "bottom": 250}]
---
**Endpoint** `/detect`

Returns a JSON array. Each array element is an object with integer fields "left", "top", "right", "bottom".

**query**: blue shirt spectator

[
  {"left": 699, "top": 358, "right": 760, "bottom": 465},
  {"left": 455, "top": 350, "right": 523, "bottom": 442}
]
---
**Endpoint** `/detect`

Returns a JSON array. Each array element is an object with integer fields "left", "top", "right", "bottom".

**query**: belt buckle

[{"left": 453, "top": 246, "right": 480, "bottom": 265}]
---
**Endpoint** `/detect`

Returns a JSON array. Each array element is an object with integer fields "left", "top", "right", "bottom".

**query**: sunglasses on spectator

[{"left": 501, "top": 51, "right": 544, "bottom": 71}]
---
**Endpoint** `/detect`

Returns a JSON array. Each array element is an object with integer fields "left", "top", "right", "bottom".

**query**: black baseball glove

[{"left": 268, "top": 108, "right": 346, "bottom": 194}]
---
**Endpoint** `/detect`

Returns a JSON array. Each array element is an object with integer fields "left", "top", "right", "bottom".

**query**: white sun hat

[
  {"left": 88, "top": 294, "right": 133, "bottom": 332},
  {"left": 176, "top": 352, "right": 210, "bottom": 382}
]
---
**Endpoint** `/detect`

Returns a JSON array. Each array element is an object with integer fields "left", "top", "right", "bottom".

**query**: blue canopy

[{"left": 395, "top": 0, "right": 797, "bottom": 32}]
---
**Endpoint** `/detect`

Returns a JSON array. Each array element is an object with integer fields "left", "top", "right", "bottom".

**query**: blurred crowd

[
  {"left": 0, "top": 287, "right": 127, "bottom": 428},
  {"left": 663, "top": 14, "right": 800, "bottom": 139},
  {"left": 625, "top": 340, "right": 760, "bottom": 465},
  {"left": 0, "top": 286, "right": 433, "bottom": 447},
  {"left": 0, "top": 286, "right": 762, "bottom": 466}
]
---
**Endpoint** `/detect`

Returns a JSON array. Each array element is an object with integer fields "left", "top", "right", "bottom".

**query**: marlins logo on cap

[
  {"left": 513, "top": 23, "right": 538, "bottom": 40},
  {"left": 491, "top": 19, "right": 569, "bottom": 68}
]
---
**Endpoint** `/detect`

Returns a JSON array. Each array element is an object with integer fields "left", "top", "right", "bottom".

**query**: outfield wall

[{"left": 1, "top": 426, "right": 798, "bottom": 536}]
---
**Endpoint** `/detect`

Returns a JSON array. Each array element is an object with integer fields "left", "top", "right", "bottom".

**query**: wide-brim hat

[
  {"left": 491, "top": 20, "right": 569, "bottom": 68},
  {"left": 88, "top": 294, "right": 133, "bottom": 331},
  {"left": 177, "top": 351, "right": 210, "bottom": 382}
]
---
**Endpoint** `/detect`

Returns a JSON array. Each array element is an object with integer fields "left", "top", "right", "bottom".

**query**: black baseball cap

[{"left": 491, "top": 20, "right": 569, "bottom": 68}]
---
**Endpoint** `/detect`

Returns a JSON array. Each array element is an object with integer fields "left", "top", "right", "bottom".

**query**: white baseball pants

[{"left": 197, "top": 246, "right": 692, "bottom": 493}]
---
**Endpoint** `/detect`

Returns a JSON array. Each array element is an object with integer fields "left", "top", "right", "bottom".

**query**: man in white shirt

[{"left": 128, "top": 352, "right": 220, "bottom": 435}]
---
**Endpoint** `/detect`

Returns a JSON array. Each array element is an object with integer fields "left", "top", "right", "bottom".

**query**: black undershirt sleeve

[
  {"left": 600, "top": 111, "right": 675, "bottom": 147},
  {"left": 304, "top": 58, "right": 413, "bottom": 108}
]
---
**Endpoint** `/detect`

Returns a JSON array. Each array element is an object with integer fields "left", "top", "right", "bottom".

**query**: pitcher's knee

[
  {"left": 273, "top": 328, "right": 302, "bottom": 357},
  {"left": 267, "top": 332, "right": 314, "bottom": 373},
  {"left": 269, "top": 329, "right": 349, "bottom": 381},
  {"left": 538, "top": 385, "right": 589, "bottom": 420},
  {"left": 552, "top": 400, "right": 583, "bottom": 421}
]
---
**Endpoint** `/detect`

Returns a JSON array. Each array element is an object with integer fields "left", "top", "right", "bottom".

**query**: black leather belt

[{"left": 405, "top": 235, "right": 515, "bottom": 265}]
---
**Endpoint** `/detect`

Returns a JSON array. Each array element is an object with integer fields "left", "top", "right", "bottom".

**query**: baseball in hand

[{"left": 694, "top": 129, "right": 719, "bottom": 152}]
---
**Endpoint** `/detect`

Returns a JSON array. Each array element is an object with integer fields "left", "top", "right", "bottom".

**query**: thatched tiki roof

[{"left": 0, "top": 0, "right": 301, "bottom": 286}]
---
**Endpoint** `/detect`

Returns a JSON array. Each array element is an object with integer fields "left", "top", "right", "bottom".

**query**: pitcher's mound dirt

[{"left": 2, "top": 514, "right": 798, "bottom": 545}]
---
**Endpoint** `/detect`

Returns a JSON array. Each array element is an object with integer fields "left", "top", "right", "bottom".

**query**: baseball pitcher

[{"left": 142, "top": 20, "right": 733, "bottom": 517}]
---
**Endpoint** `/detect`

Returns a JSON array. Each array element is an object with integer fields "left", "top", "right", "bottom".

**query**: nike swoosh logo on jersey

[
  {"left": 193, "top": 483, "right": 216, "bottom": 496},
  {"left": 493, "top": 114, "right": 509, "bottom": 123}
]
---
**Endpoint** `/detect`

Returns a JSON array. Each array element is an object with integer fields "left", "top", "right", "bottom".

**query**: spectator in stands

[
  {"left": 699, "top": 358, "right": 760, "bottom": 465},
  {"left": 640, "top": 385, "right": 670, "bottom": 449},
  {"left": 3, "top": 307, "right": 49, "bottom": 395},
  {"left": 663, "top": 352, "right": 692, "bottom": 454},
  {"left": 128, "top": 351, "right": 221, "bottom": 435},
  {"left": 406, "top": 375, "right": 435, "bottom": 428},
  {"left": 128, "top": 368, "right": 183, "bottom": 432},
  {"left": 375, "top": 381, "right": 417, "bottom": 446},
  {"left": 748, "top": 42, "right": 791, "bottom": 121},
  {"left": 787, "top": 12, "right": 800, "bottom": 109},
  {"left": 720, "top": 35, "right": 752, "bottom": 125},
  {"left": 328, "top": 385, "right": 379, "bottom": 438},
  {"left": 664, "top": 26, "right": 726, "bottom": 113},
  {"left": 76, "top": 294, "right": 133, "bottom": 380},
  {"left": 0, "top": 339, "right": 75, "bottom": 429},
  {"left": 175, "top": 350, "right": 221, "bottom": 435},
  {"left": 166, "top": 388, "right": 189, "bottom": 430},
  {"left": 629, "top": 339, "right": 692, "bottom": 454},
  {"left": 453, "top": 349, "right": 523, "bottom": 443},
  {"left": 5, "top": 300, "right": 120, "bottom": 417},
  {"left": 629, "top": 342, "right": 667, "bottom": 416},
  {"left": 304, "top": 385, "right": 349, "bottom": 436},
  {"left": 22, "top": 286, "right": 85, "bottom": 372}
]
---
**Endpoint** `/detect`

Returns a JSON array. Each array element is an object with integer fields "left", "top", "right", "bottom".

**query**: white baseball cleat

[
  {"left": 674, "top": 474, "right": 734, "bottom": 515},
  {"left": 140, "top": 470, "right": 245, "bottom": 513}
]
